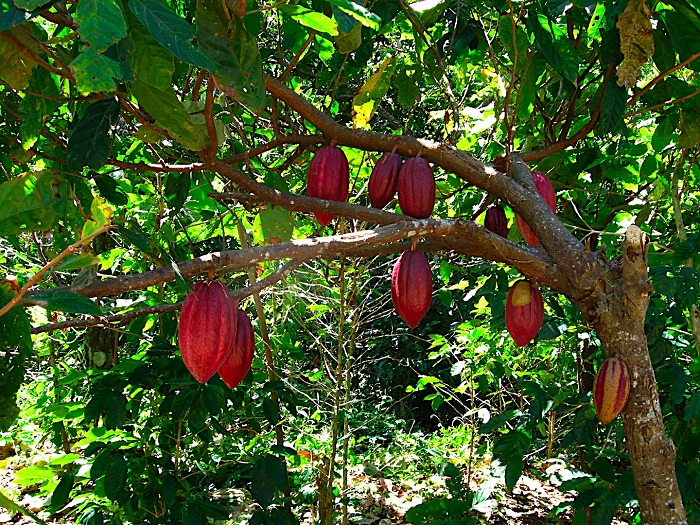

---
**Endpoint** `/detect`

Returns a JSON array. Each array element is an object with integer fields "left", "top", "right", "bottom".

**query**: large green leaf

[
  {"left": 597, "top": 81, "right": 627, "bottom": 135},
  {"left": 251, "top": 455, "right": 288, "bottom": 509},
  {"left": 196, "top": 0, "right": 265, "bottom": 113},
  {"left": 527, "top": 14, "right": 578, "bottom": 83},
  {"left": 279, "top": 4, "right": 339, "bottom": 35},
  {"left": 328, "top": 0, "right": 381, "bottom": 29},
  {"left": 0, "top": 172, "right": 57, "bottom": 234},
  {"left": 131, "top": 79, "right": 203, "bottom": 149},
  {"left": 0, "top": 490, "right": 46, "bottom": 524},
  {"left": 19, "top": 66, "right": 60, "bottom": 148},
  {"left": 75, "top": 0, "right": 127, "bottom": 52},
  {"left": 128, "top": 25, "right": 174, "bottom": 89},
  {"left": 70, "top": 48, "right": 122, "bottom": 94},
  {"left": 28, "top": 290, "right": 103, "bottom": 316},
  {"left": 0, "top": 26, "right": 36, "bottom": 88},
  {"left": 128, "top": 0, "right": 214, "bottom": 70},
  {"left": 661, "top": 8, "right": 700, "bottom": 71},
  {"left": 0, "top": 284, "right": 32, "bottom": 431},
  {"left": 352, "top": 56, "right": 396, "bottom": 128},
  {"left": 0, "top": 0, "right": 36, "bottom": 32},
  {"left": 66, "top": 98, "right": 121, "bottom": 170}
]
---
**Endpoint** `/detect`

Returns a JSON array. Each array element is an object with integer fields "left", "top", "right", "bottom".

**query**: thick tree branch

[{"left": 24, "top": 219, "right": 567, "bottom": 305}]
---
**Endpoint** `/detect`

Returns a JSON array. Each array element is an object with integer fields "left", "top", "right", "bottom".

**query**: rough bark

[{"left": 582, "top": 226, "right": 687, "bottom": 525}]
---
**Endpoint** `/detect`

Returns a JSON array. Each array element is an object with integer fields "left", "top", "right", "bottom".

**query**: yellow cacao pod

[{"left": 592, "top": 357, "right": 631, "bottom": 424}]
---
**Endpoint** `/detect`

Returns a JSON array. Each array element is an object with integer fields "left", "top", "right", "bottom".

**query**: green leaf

[
  {"left": 409, "top": 0, "right": 448, "bottom": 27},
  {"left": 66, "top": 98, "right": 120, "bottom": 170},
  {"left": 28, "top": 290, "right": 103, "bottom": 316},
  {"left": 395, "top": 69, "right": 420, "bottom": 108},
  {"left": 0, "top": 172, "right": 57, "bottom": 235},
  {"left": 50, "top": 471, "right": 75, "bottom": 514},
  {"left": 0, "top": 26, "right": 36, "bottom": 88},
  {"left": 131, "top": 79, "right": 202, "bottom": 150},
  {"left": 527, "top": 14, "right": 578, "bottom": 83},
  {"left": 103, "top": 454, "right": 127, "bottom": 501},
  {"left": 0, "top": 490, "right": 47, "bottom": 525},
  {"left": 498, "top": 15, "right": 529, "bottom": 73},
  {"left": 353, "top": 56, "right": 396, "bottom": 128},
  {"left": 255, "top": 206, "right": 293, "bottom": 244},
  {"left": 661, "top": 9, "right": 700, "bottom": 71},
  {"left": 652, "top": 28, "right": 676, "bottom": 72},
  {"left": 251, "top": 455, "right": 288, "bottom": 509},
  {"left": 0, "top": 0, "right": 35, "bottom": 32},
  {"left": 128, "top": 0, "right": 214, "bottom": 70},
  {"left": 19, "top": 67, "right": 59, "bottom": 148},
  {"left": 70, "top": 48, "right": 122, "bottom": 94},
  {"left": 54, "top": 253, "right": 101, "bottom": 272},
  {"left": 76, "top": 0, "right": 127, "bottom": 52},
  {"left": 335, "top": 23, "right": 362, "bottom": 54},
  {"left": 93, "top": 174, "right": 128, "bottom": 206},
  {"left": 597, "top": 81, "right": 627, "bottom": 135},
  {"left": 516, "top": 53, "right": 544, "bottom": 120},
  {"left": 11, "top": 0, "right": 45, "bottom": 12},
  {"left": 262, "top": 397, "right": 280, "bottom": 426},
  {"left": 104, "top": 393, "right": 127, "bottom": 429},
  {"left": 164, "top": 171, "right": 190, "bottom": 212},
  {"left": 327, "top": 0, "right": 381, "bottom": 29},
  {"left": 279, "top": 5, "right": 339, "bottom": 36},
  {"left": 129, "top": 25, "right": 174, "bottom": 89},
  {"left": 504, "top": 456, "right": 524, "bottom": 491},
  {"left": 196, "top": 0, "right": 265, "bottom": 113}
]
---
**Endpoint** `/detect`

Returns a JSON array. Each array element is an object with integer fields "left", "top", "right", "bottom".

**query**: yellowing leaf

[{"left": 352, "top": 56, "right": 396, "bottom": 129}]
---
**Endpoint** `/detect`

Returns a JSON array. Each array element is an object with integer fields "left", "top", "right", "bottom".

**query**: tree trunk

[{"left": 586, "top": 226, "right": 687, "bottom": 524}]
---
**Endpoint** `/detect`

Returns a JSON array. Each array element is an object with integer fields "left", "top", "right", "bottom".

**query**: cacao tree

[{"left": 0, "top": 0, "right": 699, "bottom": 523}]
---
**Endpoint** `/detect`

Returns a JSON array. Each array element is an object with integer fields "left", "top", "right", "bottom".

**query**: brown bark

[{"left": 582, "top": 226, "right": 687, "bottom": 525}]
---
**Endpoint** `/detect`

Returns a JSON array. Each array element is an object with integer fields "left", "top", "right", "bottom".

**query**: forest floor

[{"left": 0, "top": 446, "right": 630, "bottom": 525}]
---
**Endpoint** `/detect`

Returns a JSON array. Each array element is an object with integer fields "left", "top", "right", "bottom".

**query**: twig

[
  {"left": 628, "top": 50, "right": 700, "bottom": 107},
  {"left": 625, "top": 87, "right": 700, "bottom": 118},
  {"left": 0, "top": 224, "right": 111, "bottom": 318}
]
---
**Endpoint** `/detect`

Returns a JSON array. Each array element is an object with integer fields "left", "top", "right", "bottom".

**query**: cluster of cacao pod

[
  {"left": 592, "top": 357, "right": 631, "bottom": 424},
  {"left": 306, "top": 147, "right": 437, "bottom": 225},
  {"left": 483, "top": 171, "right": 556, "bottom": 246},
  {"left": 178, "top": 280, "right": 255, "bottom": 387}
]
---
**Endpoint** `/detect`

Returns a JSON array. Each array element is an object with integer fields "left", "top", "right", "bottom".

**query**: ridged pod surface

[
  {"left": 368, "top": 152, "right": 402, "bottom": 209},
  {"left": 515, "top": 171, "right": 557, "bottom": 246},
  {"left": 484, "top": 204, "right": 508, "bottom": 238},
  {"left": 392, "top": 250, "right": 432, "bottom": 328},
  {"left": 179, "top": 280, "right": 238, "bottom": 383},
  {"left": 218, "top": 309, "right": 255, "bottom": 389},
  {"left": 307, "top": 145, "right": 350, "bottom": 226},
  {"left": 505, "top": 280, "right": 544, "bottom": 346},
  {"left": 593, "top": 357, "right": 631, "bottom": 424},
  {"left": 397, "top": 157, "right": 436, "bottom": 219}
]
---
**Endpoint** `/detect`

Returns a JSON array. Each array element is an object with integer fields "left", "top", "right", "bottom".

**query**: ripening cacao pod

[
  {"left": 515, "top": 171, "right": 557, "bottom": 246},
  {"left": 392, "top": 250, "right": 432, "bottom": 328},
  {"left": 505, "top": 279, "right": 544, "bottom": 346},
  {"left": 218, "top": 309, "right": 255, "bottom": 389},
  {"left": 485, "top": 204, "right": 508, "bottom": 238},
  {"left": 397, "top": 157, "right": 436, "bottom": 219},
  {"left": 369, "top": 152, "right": 402, "bottom": 209},
  {"left": 179, "top": 280, "right": 238, "bottom": 383},
  {"left": 592, "top": 357, "right": 630, "bottom": 424},
  {"left": 307, "top": 145, "right": 350, "bottom": 226}
]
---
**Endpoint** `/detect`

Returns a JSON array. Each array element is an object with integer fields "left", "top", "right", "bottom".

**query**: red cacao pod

[
  {"left": 369, "top": 152, "right": 402, "bottom": 209},
  {"left": 392, "top": 250, "right": 432, "bottom": 328},
  {"left": 397, "top": 157, "right": 436, "bottom": 219},
  {"left": 218, "top": 309, "right": 255, "bottom": 389},
  {"left": 515, "top": 171, "right": 557, "bottom": 246},
  {"left": 593, "top": 357, "right": 630, "bottom": 424},
  {"left": 307, "top": 145, "right": 350, "bottom": 226},
  {"left": 505, "top": 280, "right": 544, "bottom": 346},
  {"left": 484, "top": 204, "right": 508, "bottom": 238},
  {"left": 179, "top": 280, "right": 238, "bottom": 383}
]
